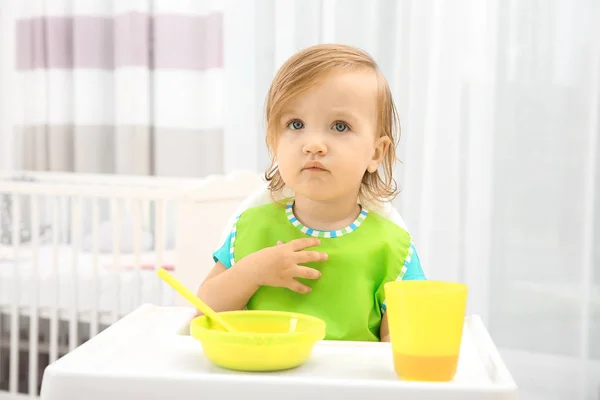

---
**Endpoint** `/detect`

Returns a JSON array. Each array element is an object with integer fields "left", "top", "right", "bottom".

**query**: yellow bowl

[{"left": 190, "top": 310, "right": 326, "bottom": 372}]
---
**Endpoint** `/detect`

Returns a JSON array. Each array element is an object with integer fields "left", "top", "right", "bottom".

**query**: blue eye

[
  {"left": 332, "top": 121, "right": 349, "bottom": 132},
  {"left": 288, "top": 120, "right": 304, "bottom": 130}
]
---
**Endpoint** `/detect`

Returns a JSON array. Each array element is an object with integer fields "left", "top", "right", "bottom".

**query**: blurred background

[{"left": 0, "top": 0, "right": 599, "bottom": 399}]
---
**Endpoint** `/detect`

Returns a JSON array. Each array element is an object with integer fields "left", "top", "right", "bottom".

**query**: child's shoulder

[
  {"left": 364, "top": 206, "right": 411, "bottom": 237},
  {"left": 233, "top": 199, "right": 290, "bottom": 232}
]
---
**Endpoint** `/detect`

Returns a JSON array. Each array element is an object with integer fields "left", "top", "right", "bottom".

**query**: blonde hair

[{"left": 264, "top": 43, "right": 400, "bottom": 206}]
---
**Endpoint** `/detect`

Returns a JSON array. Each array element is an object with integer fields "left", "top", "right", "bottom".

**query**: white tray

[{"left": 40, "top": 304, "right": 518, "bottom": 400}]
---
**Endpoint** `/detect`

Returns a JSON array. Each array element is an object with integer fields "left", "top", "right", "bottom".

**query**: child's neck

[{"left": 292, "top": 194, "right": 361, "bottom": 231}]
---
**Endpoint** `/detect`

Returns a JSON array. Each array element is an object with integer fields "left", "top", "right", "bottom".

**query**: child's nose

[{"left": 302, "top": 132, "right": 328, "bottom": 155}]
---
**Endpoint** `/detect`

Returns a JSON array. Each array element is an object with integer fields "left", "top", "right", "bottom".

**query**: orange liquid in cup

[
  {"left": 393, "top": 352, "right": 459, "bottom": 381},
  {"left": 384, "top": 280, "right": 468, "bottom": 382}
]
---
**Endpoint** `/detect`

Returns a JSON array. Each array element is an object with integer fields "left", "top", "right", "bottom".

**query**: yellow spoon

[{"left": 157, "top": 268, "right": 237, "bottom": 333}]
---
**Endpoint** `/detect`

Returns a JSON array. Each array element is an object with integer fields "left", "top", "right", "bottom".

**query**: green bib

[{"left": 232, "top": 200, "right": 411, "bottom": 341}]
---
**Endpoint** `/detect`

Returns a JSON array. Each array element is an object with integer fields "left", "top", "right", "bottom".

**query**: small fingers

[
  {"left": 296, "top": 250, "right": 328, "bottom": 264},
  {"left": 294, "top": 266, "right": 321, "bottom": 280},
  {"left": 286, "top": 279, "right": 312, "bottom": 294},
  {"left": 288, "top": 237, "right": 321, "bottom": 251}
]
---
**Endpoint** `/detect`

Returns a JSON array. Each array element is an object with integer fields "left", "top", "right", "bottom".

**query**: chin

[{"left": 294, "top": 185, "right": 338, "bottom": 202}]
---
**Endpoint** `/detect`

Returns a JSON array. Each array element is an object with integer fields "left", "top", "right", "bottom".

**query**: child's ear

[{"left": 367, "top": 136, "right": 391, "bottom": 173}]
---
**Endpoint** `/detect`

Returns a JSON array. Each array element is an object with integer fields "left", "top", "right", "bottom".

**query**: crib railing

[
  {"left": 0, "top": 170, "right": 264, "bottom": 398},
  {"left": 0, "top": 177, "right": 183, "bottom": 397}
]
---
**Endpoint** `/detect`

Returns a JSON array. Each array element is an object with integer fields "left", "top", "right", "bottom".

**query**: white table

[{"left": 40, "top": 305, "right": 518, "bottom": 400}]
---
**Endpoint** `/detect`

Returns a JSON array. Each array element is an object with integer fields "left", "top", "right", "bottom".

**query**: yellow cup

[{"left": 384, "top": 280, "right": 468, "bottom": 381}]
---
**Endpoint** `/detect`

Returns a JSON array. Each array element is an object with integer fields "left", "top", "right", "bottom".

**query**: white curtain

[
  {"left": 222, "top": 0, "right": 600, "bottom": 398},
  {"left": 0, "top": 0, "right": 15, "bottom": 172},
  {"left": 6, "top": 0, "right": 224, "bottom": 177}
]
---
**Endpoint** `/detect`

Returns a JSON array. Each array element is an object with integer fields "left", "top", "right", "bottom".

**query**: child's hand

[{"left": 242, "top": 238, "right": 327, "bottom": 294}]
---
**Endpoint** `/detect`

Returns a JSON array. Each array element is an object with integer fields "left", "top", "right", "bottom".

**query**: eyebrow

[
  {"left": 279, "top": 108, "right": 360, "bottom": 122},
  {"left": 279, "top": 111, "right": 295, "bottom": 120},
  {"left": 326, "top": 108, "right": 366, "bottom": 127},
  {"left": 329, "top": 109, "right": 359, "bottom": 121}
]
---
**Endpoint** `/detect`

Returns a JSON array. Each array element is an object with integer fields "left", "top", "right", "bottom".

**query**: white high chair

[
  {"left": 39, "top": 305, "right": 517, "bottom": 400},
  {"left": 39, "top": 180, "right": 518, "bottom": 400}
]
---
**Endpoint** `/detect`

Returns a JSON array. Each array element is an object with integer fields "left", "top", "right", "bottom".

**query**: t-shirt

[{"left": 212, "top": 199, "right": 426, "bottom": 341}]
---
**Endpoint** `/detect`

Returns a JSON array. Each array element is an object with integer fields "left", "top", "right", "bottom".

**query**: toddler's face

[{"left": 275, "top": 69, "right": 388, "bottom": 203}]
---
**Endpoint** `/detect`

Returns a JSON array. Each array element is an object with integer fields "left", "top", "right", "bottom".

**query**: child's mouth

[{"left": 305, "top": 167, "right": 326, "bottom": 172}]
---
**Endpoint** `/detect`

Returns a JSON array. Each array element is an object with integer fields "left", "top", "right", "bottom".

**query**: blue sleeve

[
  {"left": 381, "top": 242, "right": 426, "bottom": 313},
  {"left": 212, "top": 232, "right": 233, "bottom": 268},
  {"left": 212, "top": 214, "right": 242, "bottom": 269},
  {"left": 401, "top": 243, "right": 426, "bottom": 280}
]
